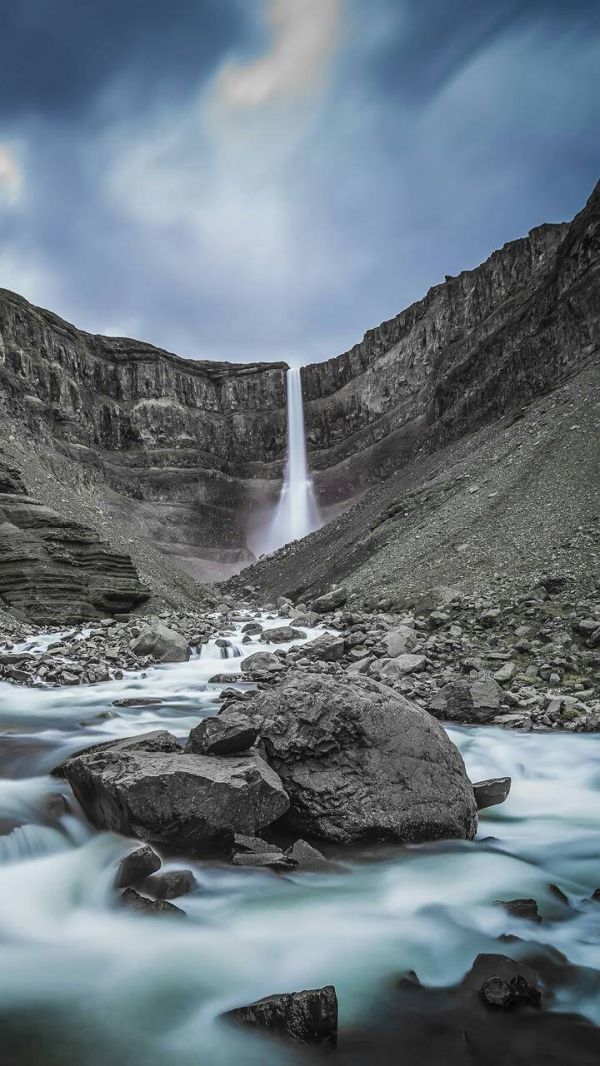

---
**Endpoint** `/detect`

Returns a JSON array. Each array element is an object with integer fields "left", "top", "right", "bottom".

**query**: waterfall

[{"left": 262, "top": 367, "right": 321, "bottom": 554}]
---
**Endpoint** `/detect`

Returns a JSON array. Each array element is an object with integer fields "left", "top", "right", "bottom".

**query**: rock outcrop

[
  {"left": 235, "top": 672, "right": 478, "bottom": 843},
  {"left": 0, "top": 450, "right": 148, "bottom": 623}
]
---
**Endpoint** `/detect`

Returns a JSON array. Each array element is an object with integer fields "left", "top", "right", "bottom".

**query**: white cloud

[
  {"left": 217, "top": 0, "right": 342, "bottom": 108},
  {"left": 0, "top": 145, "right": 22, "bottom": 205}
]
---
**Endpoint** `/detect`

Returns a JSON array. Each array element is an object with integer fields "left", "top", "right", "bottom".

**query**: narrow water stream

[{"left": 1, "top": 615, "right": 599, "bottom": 1065}]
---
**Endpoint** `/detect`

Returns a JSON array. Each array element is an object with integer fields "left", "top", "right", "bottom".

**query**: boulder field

[{"left": 61, "top": 670, "right": 482, "bottom": 854}]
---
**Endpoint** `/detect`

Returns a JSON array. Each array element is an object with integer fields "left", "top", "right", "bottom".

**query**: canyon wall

[
  {"left": 0, "top": 179, "right": 597, "bottom": 601},
  {"left": 0, "top": 291, "right": 288, "bottom": 576},
  {"left": 302, "top": 180, "right": 599, "bottom": 507}
]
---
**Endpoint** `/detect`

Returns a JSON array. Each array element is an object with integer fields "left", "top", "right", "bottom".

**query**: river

[{"left": 1, "top": 615, "right": 599, "bottom": 1065}]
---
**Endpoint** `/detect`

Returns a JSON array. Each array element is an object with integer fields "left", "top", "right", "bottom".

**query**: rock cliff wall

[
  {"left": 0, "top": 291, "right": 288, "bottom": 576},
  {"left": 302, "top": 180, "right": 599, "bottom": 507}
]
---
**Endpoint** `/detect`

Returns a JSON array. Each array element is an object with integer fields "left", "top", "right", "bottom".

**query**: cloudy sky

[{"left": 1, "top": 0, "right": 599, "bottom": 366}]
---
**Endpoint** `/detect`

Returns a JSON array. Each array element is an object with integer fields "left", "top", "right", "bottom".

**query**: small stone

[
  {"left": 472, "top": 777, "right": 511, "bottom": 810},
  {"left": 115, "top": 845, "right": 161, "bottom": 888}
]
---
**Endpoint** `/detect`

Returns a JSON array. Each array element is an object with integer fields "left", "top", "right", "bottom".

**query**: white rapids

[{"left": 0, "top": 613, "right": 600, "bottom": 1065}]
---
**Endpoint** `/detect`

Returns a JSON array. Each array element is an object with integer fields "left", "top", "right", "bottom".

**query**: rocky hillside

[{"left": 303, "top": 179, "right": 599, "bottom": 510}]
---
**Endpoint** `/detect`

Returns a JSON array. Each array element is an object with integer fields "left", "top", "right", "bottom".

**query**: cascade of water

[{"left": 262, "top": 367, "right": 321, "bottom": 554}]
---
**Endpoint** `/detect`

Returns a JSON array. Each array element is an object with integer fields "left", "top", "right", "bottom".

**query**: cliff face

[
  {"left": 0, "top": 180, "right": 598, "bottom": 605},
  {"left": 0, "top": 292, "right": 288, "bottom": 575},
  {"left": 302, "top": 181, "right": 600, "bottom": 507},
  {"left": 0, "top": 450, "right": 149, "bottom": 623}
]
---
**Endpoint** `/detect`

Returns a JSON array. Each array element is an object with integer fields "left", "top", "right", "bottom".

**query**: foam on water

[{"left": 1, "top": 615, "right": 600, "bottom": 1063}]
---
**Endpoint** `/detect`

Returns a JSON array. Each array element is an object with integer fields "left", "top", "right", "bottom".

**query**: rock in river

[
  {"left": 240, "top": 671, "right": 477, "bottom": 844},
  {"left": 63, "top": 747, "right": 289, "bottom": 853},
  {"left": 130, "top": 621, "right": 190, "bottom": 663},
  {"left": 224, "top": 985, "right": 338, "bottom": 1047}
]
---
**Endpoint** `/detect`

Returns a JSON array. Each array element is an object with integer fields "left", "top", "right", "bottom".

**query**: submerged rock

[
  {"left": 465, "top": 954, "right": 542, "bottom": 1009},
  {"left": 224, "top": 985, "right": 338, "bottom": 1046},
  {"left": 243, "top": 671, "right": 477, "bottom": 844},
  {"left": 63, "top": 748, "right": 289, "bottom": 852},
  {"left": 141, "top": 869, "right": 197, "bottom": 899},
  {"left": 119, "top": 887, "right": 186, "bottom": 918}
]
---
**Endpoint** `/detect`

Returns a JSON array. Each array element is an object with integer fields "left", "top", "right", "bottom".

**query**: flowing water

[
  {"left": 262, "top": 367, "right": 321, "bottom": 554},
  {"left": 1, "top": 616, "right": 600, "bottom": 1065}
]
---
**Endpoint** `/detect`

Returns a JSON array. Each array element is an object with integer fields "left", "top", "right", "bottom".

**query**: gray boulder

[
  {"left": 378, "top": 653, "right": 428, "bottom": 679},
  {"left": 64, "top": 748, "right": 289, "bottom": 853},
  {"left": 311, "top": 587, "right": 347, "bottom": 613},
  {"left": 241, "top": 651, "right": 285, "bottom": 675},
  {"left": 306, "top": 634, "right": 346, "bottom": 661},
  {"left": 244, "top": 672, "right": 477, "bottom": 844},
  {"left": 262, "top": 625, "right": 304, "bottom": 643},
  {"left": 130, "top": 621, "right": 190, "bottom": 663},
  {"left": 382, "top": 625, "right": 419, "bottom": 657},
  {"left": 428, "top": 676, "right": 503, "bottom": 723}
]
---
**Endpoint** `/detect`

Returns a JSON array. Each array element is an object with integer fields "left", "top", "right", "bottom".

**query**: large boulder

[
  {"left": 236, "top": 672, "right": 477, "bottom": 844},
  {"left": 262, "top": 625, "right": 304, "bottom": 643},
  {"left": 311, "top": 587, "right": 347, "bottom": 613},
  {"left": 382, "top": 625, "right": 419, "bottom": 657},
  {"left": 130, "top": 621, "right": 190, "bottom": 663},
  {"left": 428, "top": 676, "right": 503, "bottom": 723},
  {"left": 63, "top": 747, "right": 289, "bottom": 852}
]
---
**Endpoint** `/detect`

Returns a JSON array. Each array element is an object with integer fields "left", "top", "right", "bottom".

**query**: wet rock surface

[
  {"left": 239, "top": 671, "right": 478, "bottom": 843},
  {"left": 63, "top": 747, "right": 290, "bottom": 852},
  {"left": 224, "top": 985, "right": 338, "bottom": 1047}
]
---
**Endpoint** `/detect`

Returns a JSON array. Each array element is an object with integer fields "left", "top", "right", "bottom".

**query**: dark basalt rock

[
  {"left": 141, "top": 869, "right": 197, "bottom": 899},
  {"left": 185, "top": 714, "right": 258, "bottom": 756},
  {"left": 243, "top": 671, "right": 477, "bottom": 844},
  {"left": 115, "top": 844, "right": 161, "bottom": 888},
  {"left": 0, "top": 453, "right": 148, "bottom": 625},
  {"left": 63, "top": 746, "right": 290, "bottom": 852},
  {"left": 224, "top": 985, "right": 338, "bottom": 1047},
  {"left": 473, "top": 777, "right": 512, "bottom": 810},
  {"left": 466, "top": 954, "right": 542, "bottom": 1008},
  {"left": 119, "top": 888, "right": 186, "bottom": 918}
]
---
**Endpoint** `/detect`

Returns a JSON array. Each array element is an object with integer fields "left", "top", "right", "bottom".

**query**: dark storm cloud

[
  {"left": 360, "top": 0, "right": 600, "bottom": 104},
  {"left": 0, "top": 0, "right": 599, "bottom": 365},
  {"left": 0, "top": 0, "right": 251, "bottom": 119}
]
